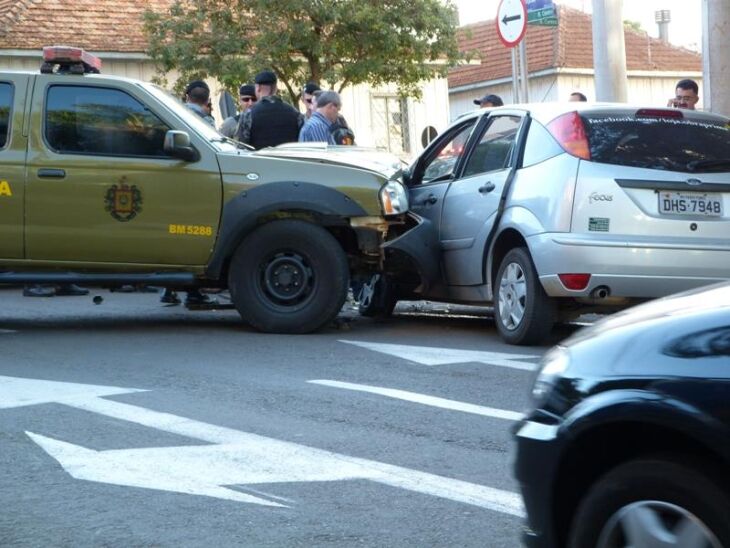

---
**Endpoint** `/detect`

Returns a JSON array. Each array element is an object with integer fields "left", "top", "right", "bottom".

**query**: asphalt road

[{"left": 0, "top": 288, "right": 581, "bottom": 547}]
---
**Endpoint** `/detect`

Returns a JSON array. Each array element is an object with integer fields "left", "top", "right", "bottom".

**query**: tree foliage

[{"left": 143, "top": 0, "right": 462, "bottom": 103}]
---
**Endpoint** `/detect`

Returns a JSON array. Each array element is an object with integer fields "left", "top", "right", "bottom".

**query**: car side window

[
  {"left": 421, "top": 120, "right": 477, "bottom": 183},
  {"left": 461, "top": 116, "right": 521, "bottom": 178},
  {"left": 521, "top": 119, "right": 563, "bottom": 167},
  {"left": 0, "top": 82, "right": 13, "bottom": 149},
  {"left": 45, "top": 85, "right": 171, "bottom": 157}
]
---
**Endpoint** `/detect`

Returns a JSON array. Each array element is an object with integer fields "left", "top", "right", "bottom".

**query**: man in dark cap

[
  {"left": 219, "top": 83, "right": 256, "bottom": 138},
  {"left": 237, "top": 70, "right": 304, "bottom": 149},
  {"left": 184, "top": 80, "right": 215, "bottom": 125},
  {"left": 473, "top": 94, "right": 504, "bottom": 109},
  {"left": 301, "top": 82, "right": 321, "bottom": 119}
]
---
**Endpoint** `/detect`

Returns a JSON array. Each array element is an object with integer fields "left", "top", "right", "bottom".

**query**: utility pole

[
  {"left": 592, "top": 0, "right": 628, "bottom": 102},
  {"left": 702, "top": 0, "right": 730, "bottom": 115}
]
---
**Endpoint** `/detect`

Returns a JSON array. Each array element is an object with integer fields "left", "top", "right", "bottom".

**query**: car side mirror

[{"left": 164, "top": 130, "right": 200, "bottom": 162}]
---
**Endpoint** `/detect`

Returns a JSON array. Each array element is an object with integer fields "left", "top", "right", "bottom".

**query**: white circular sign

[{"left": 496, "top": 0, "right": 528, "bottom": 48}]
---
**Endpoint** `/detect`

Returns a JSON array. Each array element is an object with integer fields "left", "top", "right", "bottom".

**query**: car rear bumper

[
  {"left": 529, "top": 233, "right": 730, "bottom": 297},
  {"left": 514, "top": 420, "right": 563, "bottom": 548}
]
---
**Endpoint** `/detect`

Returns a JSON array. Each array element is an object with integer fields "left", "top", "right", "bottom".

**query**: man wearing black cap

[
  {"left": 184, "top": 80, "right": 215, "bottom": 126},
  {"left": 301, "top": 82, "right": 321, "bottom": 119},
  {"left": 219, "top": 83, "right": 256, "bottom": 138},
  {"left": 237, "top": 70, "right": 304, "bottom": 149},
  {"left": 473, "top": 94, "right": 504, "bottom": 109}
]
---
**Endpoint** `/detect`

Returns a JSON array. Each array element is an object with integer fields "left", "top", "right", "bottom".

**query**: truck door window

[
  {"left": 461, "top": 116, "right": 521, "bottom": 178},
  {"left": 0, "top": 83, "right": 13, "bottom": 149},
  {"left": 45, "top": 85, "right": 171, "bottom": 158}
]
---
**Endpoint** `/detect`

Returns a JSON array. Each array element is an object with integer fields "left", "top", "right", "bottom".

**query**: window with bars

[{"left": 370, "top": 95, "right": 410, "bottom": 156}]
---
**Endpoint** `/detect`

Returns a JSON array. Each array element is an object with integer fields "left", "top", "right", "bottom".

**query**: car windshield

[
  {"left": 582, "top": 114, "right": 730, "bottom": 173},
  {"left": 140, "top": 83, "right": 241, "bottom": 154}
]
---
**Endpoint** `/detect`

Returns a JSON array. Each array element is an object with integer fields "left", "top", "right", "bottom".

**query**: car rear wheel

[
  {"left": 228, "top": 220, "right": 349, "bottom": 333},
  {"left": 358, "top": 274, "right": 397, "bottom": 318},
  {"left": 494, "top": 247, "right": 555, "bottom": 345},
  {"left": 568, "top": 458, "right": 730, "bottom": 548}
]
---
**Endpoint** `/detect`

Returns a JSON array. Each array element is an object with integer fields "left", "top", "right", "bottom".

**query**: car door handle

[
  {"left": 421, "top": 194, "right": 438, "bottom": 205},
  {"left": 478, "top": 182, "right": 496, "bottom": 194},
  {"left": 37, "top": 168, "right": 66, "bottom": 179}
]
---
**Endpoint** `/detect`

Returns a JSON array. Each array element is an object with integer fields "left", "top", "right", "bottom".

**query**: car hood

[
  {"left": 251, "top": 145, "right": 406, "bottom": 178},
  {"left": 566, "top": 282, "right": 730, "bottom": 347}
]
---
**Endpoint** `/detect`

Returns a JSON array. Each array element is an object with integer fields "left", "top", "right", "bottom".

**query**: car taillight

[
  {"left": 558, "top": 273, "right": 591, "bottom": 291},
  {"left": 635, "top": 108, "right": 683, "bottom": 119},
  {"left": 547, "top": 112, "right": 591, "bottom": 160}
]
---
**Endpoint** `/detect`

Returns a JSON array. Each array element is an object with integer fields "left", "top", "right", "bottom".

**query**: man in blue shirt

[{"left": 299, "top": 90, "right": 342, "bottom": 144}]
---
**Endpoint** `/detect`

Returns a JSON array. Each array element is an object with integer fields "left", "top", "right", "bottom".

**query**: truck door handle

[
  {"left": 421, "top": 194, "right": 438, "bottom": 205},
  {"left": 37, "top": 168, "right": 66, "bottom": 179},
  {"left": 478, "top": 182, "right": 496, "bottom": 194}
]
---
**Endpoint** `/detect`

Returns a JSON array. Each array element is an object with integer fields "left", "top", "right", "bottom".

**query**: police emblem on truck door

[{"left": 105, "top": 181, "right": 142, "bottom": 222}]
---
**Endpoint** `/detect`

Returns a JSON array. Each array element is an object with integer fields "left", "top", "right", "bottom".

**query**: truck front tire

[{"left": 228, "top": 220, "right": 349, "bottom": 333}]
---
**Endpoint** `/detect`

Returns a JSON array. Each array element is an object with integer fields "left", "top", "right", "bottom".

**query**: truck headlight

[
  {"left": 531, "top": 346, "right": 570, "bottom": 407},
  {"left": 379, "top": 181, "right": 409, "bottom": 216}
]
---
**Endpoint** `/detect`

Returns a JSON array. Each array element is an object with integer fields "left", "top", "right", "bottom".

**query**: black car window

[
  {"left": 420, "top": 119, "right": 477, "bottom": 183},
  {"left": 582, "top": 114, "right": 730, "bottom": 173},
  {"left": 45, "top": 85, "right": 171, "bottom": 157},
  {"left": 0, "top": 82, "right": 13, "bottom": 149},
  {"left": 462, "top": 116, "right": 521, "bottom": 178}
]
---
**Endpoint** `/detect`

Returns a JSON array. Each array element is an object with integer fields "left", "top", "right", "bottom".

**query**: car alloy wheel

[
  {"left": 498, "top": 261, "right": 526, "bottom": 331},
  {"left": 596, "top": 500, "right": 723, "bottom": 548}
]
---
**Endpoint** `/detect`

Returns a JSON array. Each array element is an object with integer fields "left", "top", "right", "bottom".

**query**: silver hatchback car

[{"left": 370, "top": 104, "right": 730, "bottom": 345}]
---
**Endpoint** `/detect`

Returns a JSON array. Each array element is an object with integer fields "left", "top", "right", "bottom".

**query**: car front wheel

[
  {"left": 494, "top": 247, "right": 555, "bottom": 345},
  {"left": 358, "top": 274, "right": 397, "bottom": 318},
  {"left": 568, "top": 458, "right": 730, "bottom": 548},
  {"left": 228, "top": 220, "right": 349, "bottom": 333}
]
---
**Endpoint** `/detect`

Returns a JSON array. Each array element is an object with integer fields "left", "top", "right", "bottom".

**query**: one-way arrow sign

[
  {"left": 496, "top": 0, "right": 528, "bottom": 48},
  {"left": 1, "top": 375, "right": 524, "bottom": 516}
]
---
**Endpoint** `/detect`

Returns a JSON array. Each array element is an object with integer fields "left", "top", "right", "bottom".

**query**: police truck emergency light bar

[{"left": 42, "top": 46, "right": 102, "bottom": 73}]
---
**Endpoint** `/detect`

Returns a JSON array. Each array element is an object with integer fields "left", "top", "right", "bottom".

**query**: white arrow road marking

[
  {"left": 308, "top": 380, "right": 524, "bottom": 422},
  {"left": 0, "top": 376, "right": 524, "bottom": 516},
  {"left": 339, "top": 340, "right": 539, "bottom": 371}
]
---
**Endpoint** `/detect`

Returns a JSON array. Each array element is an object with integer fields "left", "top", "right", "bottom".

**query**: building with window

[
  {"left": 0, "top": 0, "right": 449, "bottom": 160},
  {"left": 449, "top": 5, "right": 703, "bottom": 119}
]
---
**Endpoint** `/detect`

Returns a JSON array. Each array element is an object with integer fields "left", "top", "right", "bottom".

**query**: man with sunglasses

[
  {"left": 667, "top": 78, "right": 700, "bottom": 110},
  {"left": 301, "top": 82, "right": 320, "bottom": 119},
  {"left": 219, "top": 83, "right": 256, "bottom": 139}
]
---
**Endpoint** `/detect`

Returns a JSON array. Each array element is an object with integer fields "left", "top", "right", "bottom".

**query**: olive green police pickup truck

[{"left": 0, "top": 47, "right": 410, "bottom": 333}]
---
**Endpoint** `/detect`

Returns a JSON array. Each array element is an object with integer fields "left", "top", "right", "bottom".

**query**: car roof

[{"left": 458, "top": 102, "right": 729, "bottom": 126}]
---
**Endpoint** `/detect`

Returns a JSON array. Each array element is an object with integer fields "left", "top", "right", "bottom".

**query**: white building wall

[{"left": 451, "top": 71, "right": 705, "bottom": 119}]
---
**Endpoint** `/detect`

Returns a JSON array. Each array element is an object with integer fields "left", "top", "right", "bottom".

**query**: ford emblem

[
  {"left": 686, "top": 178, "right": 702, "bottom": 186},
  {"left": 246, "top": 173, "right": 260, "bottom": 181}
]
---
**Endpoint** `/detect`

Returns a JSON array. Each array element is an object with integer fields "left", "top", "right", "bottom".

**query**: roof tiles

[{"left": 449, "top": 5, "right": 701, "bottom": 89}]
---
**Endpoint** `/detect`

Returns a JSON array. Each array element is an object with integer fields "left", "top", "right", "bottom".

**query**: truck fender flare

[{"left": 206, "top": 181, "right": 368, "bottom": 279}]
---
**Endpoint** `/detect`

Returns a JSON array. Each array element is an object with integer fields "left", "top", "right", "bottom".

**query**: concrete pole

[
  {"left": 592, "top": 0, "right": 628, "bottom": 102},
  {"left": 702, "top": 0, "right": 730, "bottom": 115}
]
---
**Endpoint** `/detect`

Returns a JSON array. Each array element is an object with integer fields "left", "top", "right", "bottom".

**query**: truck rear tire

[{"left": 228, "top": 220, "right": 349, "bottom": 333}]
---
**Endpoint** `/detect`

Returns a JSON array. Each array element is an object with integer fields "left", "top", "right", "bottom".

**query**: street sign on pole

[
  {"left": 496, "top": 0, "right": 528, "bottom": 48},
  {"left": 526, "top": 0, "right": 558, "bottom": 26}
]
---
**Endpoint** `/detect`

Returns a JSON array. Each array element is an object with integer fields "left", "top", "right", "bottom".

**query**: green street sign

[{"left": 527, "top": 7, "right": 558, "bottom": 26}]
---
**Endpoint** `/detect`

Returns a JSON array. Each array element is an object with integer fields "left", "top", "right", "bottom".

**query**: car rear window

[{"left": 582, "top": 114, "right": 730, "bottom": 173}]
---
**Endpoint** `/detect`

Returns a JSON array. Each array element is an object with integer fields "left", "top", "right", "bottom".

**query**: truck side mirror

[{"left": 164, "top": 130, "right": 200, "bottom": 162}]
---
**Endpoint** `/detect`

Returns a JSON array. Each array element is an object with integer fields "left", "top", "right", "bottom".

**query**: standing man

[
  {"left": 184, "top": 80, "right": 215, "bottom": 126},
  {"left": 473, "top": 94, "right": 504, "bottom": 109},
  {"left": 569, "top": 92, "right": 588, "bottom": 102},
  {"left": 219, "top": 84, "right": 256, "bottom": 138},
  {"left": 301, "top": 82, "right": 321, "bottom": 119},
  {"left": 237, "top": 70, "right": 303, "bottom": 149},
  {"left": 667, "top": 79, "right": 700, "bottom": 110},
  {"left": 299, "top": 91, "right": 342, "bottom": 144}
]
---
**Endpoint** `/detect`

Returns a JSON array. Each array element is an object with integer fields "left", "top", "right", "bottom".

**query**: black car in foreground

[{"left": 515, "top": 282, "right": 730, "bottom": 548}]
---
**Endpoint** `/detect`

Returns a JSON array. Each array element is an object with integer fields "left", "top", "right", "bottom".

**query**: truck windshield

[{"left": 141, "top": 83, "right": 241, "bottom": 153}]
